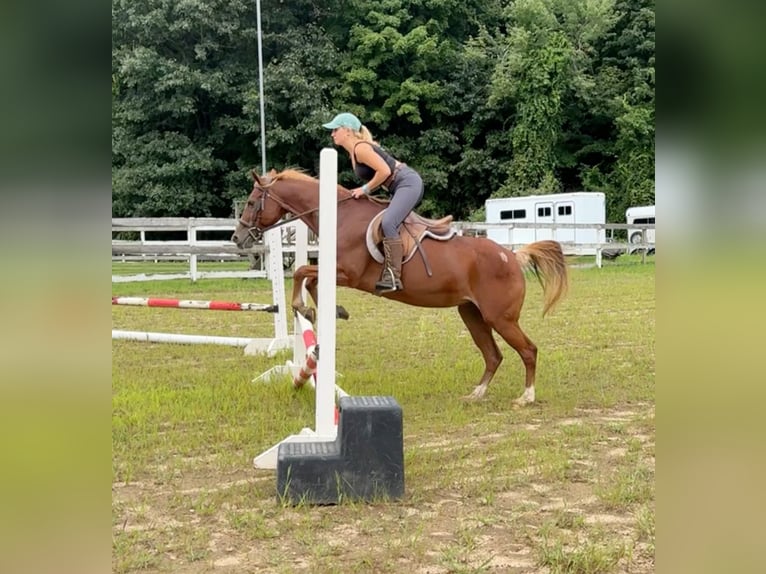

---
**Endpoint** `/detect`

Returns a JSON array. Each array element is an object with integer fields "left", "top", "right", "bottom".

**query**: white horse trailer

[
  {"left": 625, "top": 205, "right": 655, "bottom": 245},
  {"left": 485, "top": 192, "right": 606, "bottom": 254}
]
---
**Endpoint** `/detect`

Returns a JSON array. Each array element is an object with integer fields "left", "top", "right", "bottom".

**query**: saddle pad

[{"left": 365, "top": 210, "right": 457, "bottom": 264}]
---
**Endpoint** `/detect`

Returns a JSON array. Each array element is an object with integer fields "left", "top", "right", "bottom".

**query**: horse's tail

[{"left": 514, "top": 240, "right": 569, "bottom": 316}]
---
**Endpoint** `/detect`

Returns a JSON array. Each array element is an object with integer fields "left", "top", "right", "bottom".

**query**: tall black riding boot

[{"left": 375, "top": 237, "right": 404, "bottom": 294}]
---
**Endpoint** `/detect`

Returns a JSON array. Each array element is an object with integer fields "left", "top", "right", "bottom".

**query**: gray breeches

[{"left": 381, "top": 167, "right": 424, "bottom": 238}]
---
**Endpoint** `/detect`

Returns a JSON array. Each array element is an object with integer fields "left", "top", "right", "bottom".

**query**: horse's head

[{"left": 231, "top": 170, "right": 286, "bottom": 248}]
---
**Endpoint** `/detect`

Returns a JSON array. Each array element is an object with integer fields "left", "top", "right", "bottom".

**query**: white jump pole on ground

[
  {"left": 253, "top": 148, "right": 340, "bottom": 470},
  {"left": 112, "top": 330, "right": 257, "bottom": 347}
]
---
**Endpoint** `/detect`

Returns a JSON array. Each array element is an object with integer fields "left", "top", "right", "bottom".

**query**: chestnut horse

[{"left": 231, "top": 169, "right": 568, "bottom": 404}]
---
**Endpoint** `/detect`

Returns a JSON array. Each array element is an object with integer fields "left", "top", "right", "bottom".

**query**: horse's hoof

[
  {"left": 513, "top": 388, "right": 535, "bottom": 407},
  {"left": 336, "top": 306, "right": 350, "bottom": 320},
  {"left": 293, "top": 306, "right": 316, "bottom": 324},
  {"left": 462, "top": 384, "right": 488, "bottom": 401}
]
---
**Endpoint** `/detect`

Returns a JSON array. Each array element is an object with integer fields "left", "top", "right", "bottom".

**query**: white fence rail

[
  {"left": 112, "top": 218, "right": 318, "bottom": 282},
  {"left": 112, "top": 218, "right": 653, "bottom": 282}
]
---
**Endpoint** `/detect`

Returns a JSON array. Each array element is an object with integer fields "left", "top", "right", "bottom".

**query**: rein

[{"left": 240, "top": 184, "right": 354, "bottom": 238}]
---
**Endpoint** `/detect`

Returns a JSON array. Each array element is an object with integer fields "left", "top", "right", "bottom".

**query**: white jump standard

[
  {"left": 243, "top": 148, "right": 405, "bottom": 504},
  {"left": 252, "top": 148, "right": 343, "bottom": 470}
]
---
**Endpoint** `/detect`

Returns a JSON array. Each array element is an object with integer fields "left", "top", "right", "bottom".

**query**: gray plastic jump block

[{"left": 276, "top": 396, "right": 405, "bottom": 505}]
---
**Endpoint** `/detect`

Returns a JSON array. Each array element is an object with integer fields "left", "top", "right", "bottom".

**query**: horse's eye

[{"left": 246, "top": 200, "right": 254, "bottom": 207}]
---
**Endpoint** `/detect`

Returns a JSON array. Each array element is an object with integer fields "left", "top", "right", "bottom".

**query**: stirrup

[{"left": 375, "top": 268, "right": 402, "bottom": 294}]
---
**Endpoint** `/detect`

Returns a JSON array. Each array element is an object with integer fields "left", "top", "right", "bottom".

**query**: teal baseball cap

[{"left": 322, "top": 112, "right": 362, "bottom": 131}]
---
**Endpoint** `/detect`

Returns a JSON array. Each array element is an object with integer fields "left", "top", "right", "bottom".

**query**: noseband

[{"left": 238, "top": 185, "right": 270, "bottom": 242}]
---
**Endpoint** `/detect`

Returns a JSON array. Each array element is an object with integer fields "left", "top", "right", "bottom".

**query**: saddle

[{"left": 366, "top": 209, "right": 456, "bottom": 264}]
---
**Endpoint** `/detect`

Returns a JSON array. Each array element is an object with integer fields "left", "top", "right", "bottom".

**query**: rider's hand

[{"left": 351, "top": 188, "right": 365, "bottom": 199}]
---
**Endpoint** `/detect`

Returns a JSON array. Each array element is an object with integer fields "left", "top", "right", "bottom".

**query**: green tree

[
  {"left": 323, "top": 0, "right": 507, "bottom": 216},
  {"left": 489, "top": 0, "right": 621, "bottom": 199},
  {"left": 111, "top": 0, "right": 654, "bottom": 223},
  {"left": 112, "top": 0, "right": 262, "bottom": 216},
  {"left": 577, "top": 0, "right": 655, "bottom": 220}
]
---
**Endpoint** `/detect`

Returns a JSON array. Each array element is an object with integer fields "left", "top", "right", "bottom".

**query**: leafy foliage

[{"left": 112, "top": 0, "right": 654, "bottom": 220}]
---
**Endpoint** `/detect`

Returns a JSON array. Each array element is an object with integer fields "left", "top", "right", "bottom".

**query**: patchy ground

[{"left": 113, "top": 404, "right": 654, "bottom": 573}]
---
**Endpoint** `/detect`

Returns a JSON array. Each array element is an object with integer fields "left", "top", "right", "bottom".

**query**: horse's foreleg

[
  {"left": 492, "top": 317, "right": 538, "bottom": 406},
  {"left": 457, "top": 303, "right": 502, "bottom": 400},
  {"left": 292, "top": 265, "right": 352, "bottom": 322},
  {"left": 291, "top": 265, "right": 318, "bottom": 321}
]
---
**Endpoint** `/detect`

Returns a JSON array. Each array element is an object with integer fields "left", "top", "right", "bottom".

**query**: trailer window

[
  {"left": 557, "top": 205, "right": 572, "bottom": 216},
  {"left": 500, "top": 209, "right": 526, "bottom": 220},
  {"left": 634, "top": 217, "right": 655, "bottom": 224},
  {"left": 537, "top": 207, "right": 551, "bottom": 217}
]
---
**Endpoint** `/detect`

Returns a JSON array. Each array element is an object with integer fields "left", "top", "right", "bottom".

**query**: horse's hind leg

[
  {"left": 458, "top": 302, "right": 503, "bottom": 400},
  {"left": 492, "top": 317, "right": 538, "bottom": 405}
]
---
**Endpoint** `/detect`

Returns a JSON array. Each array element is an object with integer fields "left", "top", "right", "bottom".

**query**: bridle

[
  {"left": 237, "top": 180, "right": 292, "bottom": 242},
  {"left": 238, "top": 178, "right": 352, "bottom": 241}
]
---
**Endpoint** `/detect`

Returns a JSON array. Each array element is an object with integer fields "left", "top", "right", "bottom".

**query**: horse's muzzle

[{"left": 231, "top": 226, "right": 261, "bottom": 248}]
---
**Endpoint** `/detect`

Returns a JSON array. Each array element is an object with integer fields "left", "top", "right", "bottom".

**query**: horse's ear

[{"left": 252, "top": 170, "right": 261, "bottom": 185}]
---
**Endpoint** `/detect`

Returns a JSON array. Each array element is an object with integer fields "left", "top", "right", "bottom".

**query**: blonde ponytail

[{"left": 359, "top": 125, "right": 375, "bottom": 143}]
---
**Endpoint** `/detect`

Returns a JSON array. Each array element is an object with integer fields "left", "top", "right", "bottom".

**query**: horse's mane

[
  {"left": 272, "top": 168, "right": 317, "bottom": 184},
  {"left": 271, "top": 167, "right": 352, "bottom": 194}
]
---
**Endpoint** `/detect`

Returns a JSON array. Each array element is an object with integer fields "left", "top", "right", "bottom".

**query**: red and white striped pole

[
  {"left": 293, "top": 344, "right": 319, "bottom": 389},
  {"left": 292, "top": 311, "right": 318, "bottom": 389},
  {"left": 112, "top": 296, "right": 277, "bottom": 313}
]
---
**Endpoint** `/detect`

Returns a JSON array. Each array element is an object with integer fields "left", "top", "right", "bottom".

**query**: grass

[
  {"left": 537, "top": 538, "right": 627, "bottom": 574},
  {"left": 112, "top": 255, "right": 655, "bottom": 573}
]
